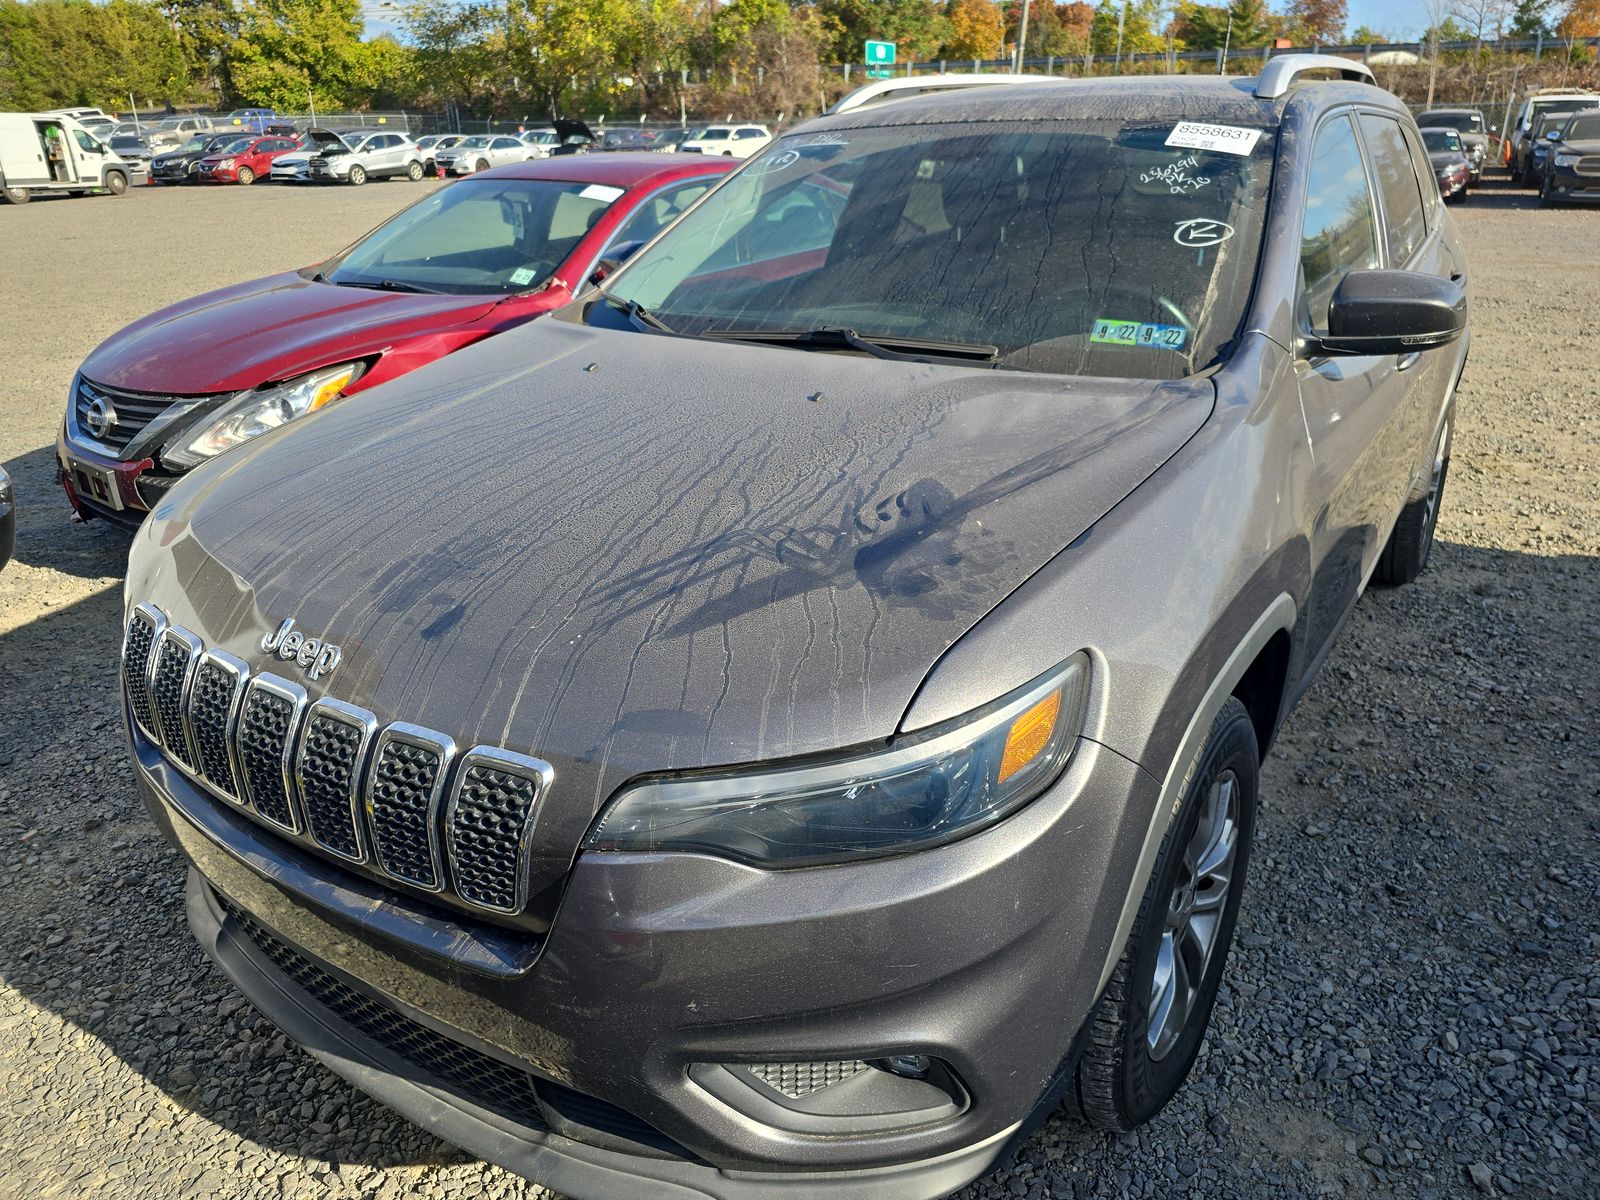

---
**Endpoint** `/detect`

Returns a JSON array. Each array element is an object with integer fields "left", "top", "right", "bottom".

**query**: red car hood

[{"left": 79, "top": 272, "right": 503, "bottom": 395}]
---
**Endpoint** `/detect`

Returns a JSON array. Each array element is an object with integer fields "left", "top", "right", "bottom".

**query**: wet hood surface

[
  {"left": 80, "top": 272, "right": 500, "bottom": 395},
  {"left": 137, "top": 318, "right": 1212, "bottom": 809}
]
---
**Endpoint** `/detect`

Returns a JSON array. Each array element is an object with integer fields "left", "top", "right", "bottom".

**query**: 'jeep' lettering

[{"left": 260, "top": 618, "right": 343, "bottom": 680}]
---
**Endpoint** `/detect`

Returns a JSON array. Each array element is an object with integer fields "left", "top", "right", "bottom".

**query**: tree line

[{"left": 0, "top": 0, "right": 1595, "bottom": 119}]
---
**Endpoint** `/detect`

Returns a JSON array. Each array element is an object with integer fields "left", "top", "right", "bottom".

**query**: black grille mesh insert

[
  {"left": 450, "top": 764, "right": 540, "bottom": 911},
  {"left": 300, "top": 713, "right": 365, "bottom": 858},
  {"left": 123, "top": 615, "right": 157, "bottom": 733},
  {"left": 217, "top": 895, "right": 544, "bottom": 1121},
  {"left": 748, "top": 1060, "right": 870, "bottom": 1098},
  {"left": 152, "top": 638, "right": 195, "bottom": 767},
  {"left": 239, "top": 689, "right": 295, "bottom": 828},
  {"left": 188, "top": 662, "right": 238, "bottom": 798},
  {"left": 369, "top": 740, "right": 442, "bottom": 887}
]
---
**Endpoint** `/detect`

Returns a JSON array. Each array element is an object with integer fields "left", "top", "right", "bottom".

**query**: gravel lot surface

[{"left": 0, "top": 177, "right": 1596, "bottom": 1200}]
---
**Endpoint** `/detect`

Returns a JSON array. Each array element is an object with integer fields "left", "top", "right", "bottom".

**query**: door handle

[{"left": 1397, "top": 352, "right": 1421, "bottom": 371}]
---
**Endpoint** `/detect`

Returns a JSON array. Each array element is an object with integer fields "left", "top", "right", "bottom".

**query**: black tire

[
  {"left": 1073, "top": 697, "right": 1259, "bottom": 1132},
  {"left": 2, "top": 185, "right": 28, "bottom": 204},
  {"left": 407, "top": 160, "right": 424, "bottom": 181},
  {"left": 104, "top": 170, "right": 128, "bottom": 196},
  {"left": 1539, "top": 177, "right": 1557, "bottom": 208},
  {"left": 476, "top": 158, "right": 489, "bottom": 173},
  {"left": 348, "top": 164, "right": 367, "bottom": 186},
  {"left": 1375, "top": 404, "right": 1452, "bottom": 586}
]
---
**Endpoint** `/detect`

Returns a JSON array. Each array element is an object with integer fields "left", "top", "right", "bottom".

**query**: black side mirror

[
  {"left": 1319, "top": 270, "right": 1467, "bottom": 357},
  {"left": 587, "top": 240, "right": 645, "bottom": 287}
]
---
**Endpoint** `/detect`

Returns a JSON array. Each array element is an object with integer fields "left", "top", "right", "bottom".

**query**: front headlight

[
  {"left": 216, "top": 158, "right": 235, "bottom": 168},
  {"left": 163, "top": 362, "right": 362, "bottom": 468},
  {"left": 583, "top": 654, "right": 1091, "bottom": 867},
  {"left": 1554, "top": 153, "right": 1580, "bottom": 167}
]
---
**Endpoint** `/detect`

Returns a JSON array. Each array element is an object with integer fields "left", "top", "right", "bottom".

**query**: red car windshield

[{"left": 322, "top": 177, "right": 630, "bottom": 296}]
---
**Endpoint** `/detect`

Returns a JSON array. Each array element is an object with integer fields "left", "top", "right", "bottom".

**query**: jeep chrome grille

[{"left": 119, "top": 605, "right": 553, "bottom": 914}]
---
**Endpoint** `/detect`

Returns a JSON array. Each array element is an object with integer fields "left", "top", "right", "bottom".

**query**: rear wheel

[
  {"left": 2, "top": 185, "right": 28, "bottom": 204},
  {"left": 1375, "top": 404, "right": 1452, "bottom": 586},
  {"left": 406, "top": 160, "right": 424, "bottom": 181},
  {"left": 104, "top": 170, "right": 128, "bottom": 196},
  {"left": 236, "top": 166, "right": 255, "bottom": 185},
  {"left": 1073, "top": 697, "right": 1258, "bottom": 1132}
]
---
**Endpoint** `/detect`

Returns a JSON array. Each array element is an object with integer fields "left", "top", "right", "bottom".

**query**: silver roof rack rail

[
  {"left": 829, "top": 73, "right": 1052, "bottom": 115},
  {"left": 1253, "top": 54, "right": 1375, "bottom": 100}
]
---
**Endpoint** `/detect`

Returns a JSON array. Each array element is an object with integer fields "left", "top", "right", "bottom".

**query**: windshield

[
  {"left": 323, "top": 177, "right": 628, "bottom": 295},
  {"left": 220, "top": 138, "right": 254, "bottom": 154},
  {"left": 457, "top": 136, "right": 490, "bottom": 149},
  {"left": 602, "top": 119, "right": 1274, "bottom": 379},
  {"left": 1567, "top": 114, "right": 1600, "bottom": 140},
  {"left": 1422, "top": 129, "right": 1462, "bottom": 152},
  {"left": 698, "top": 128, "right": 731, "bottom": 140}
]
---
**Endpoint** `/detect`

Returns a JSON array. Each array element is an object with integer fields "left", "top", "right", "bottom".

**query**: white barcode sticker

[{"left": 1164, "top": 122, "right": 1263, "bottom": 156}]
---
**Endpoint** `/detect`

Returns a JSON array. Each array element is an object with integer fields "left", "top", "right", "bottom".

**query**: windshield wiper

[
  {"left": 704, "top": 326, "right": 999, "bottom": 365},
  {"left": 332, "top": 278, "right": 446, "bottom": 295},
  {"left": 601, "top": 292, "right": 675, "bottom": 334}
]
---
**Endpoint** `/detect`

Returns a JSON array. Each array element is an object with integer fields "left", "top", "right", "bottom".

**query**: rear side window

[
  {"left": 1399, "top": 123, "right": 1440, "bottom": 228},
  {"left": 1359, "top": 114, "right": 1427, "bottom": 264},
  {"left": 1301, "top": 115, "right": 1380, "bottom": 333}
]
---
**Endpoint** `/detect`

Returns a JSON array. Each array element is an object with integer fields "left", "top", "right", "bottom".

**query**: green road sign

[{"left": 864, "top": 39, "right": 896, "bottom": 77}]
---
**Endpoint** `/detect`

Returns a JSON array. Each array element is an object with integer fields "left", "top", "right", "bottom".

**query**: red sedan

[
  {"left": 195, "top": 135, "right": 304, "bottom": 185},
  {"left": 59, "top": 154, "right": 736, "bottom": 525}
]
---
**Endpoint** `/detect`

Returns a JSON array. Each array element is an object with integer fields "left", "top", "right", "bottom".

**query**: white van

[{"left": 0, "top": 112, "right": 142, "bottom": 204}]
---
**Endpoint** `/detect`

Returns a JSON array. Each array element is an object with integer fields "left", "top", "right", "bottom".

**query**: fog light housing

[
  {"left": 876, "top": 1053, "right": 933, "bottom": 1079},
  {"left": 690, "top": 1057, "right": 968, "bottom": 1134}
]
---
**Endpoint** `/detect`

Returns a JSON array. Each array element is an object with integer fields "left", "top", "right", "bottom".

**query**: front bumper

[
  {"left": 138, "top": 716, "right": 1156, "bottom": 1197},
  {"left": 56, "top": 433, "right": 171, "bottom": 527},
  {"left": 1546, "top": 170, "right": 1600, "bottom": 203}
]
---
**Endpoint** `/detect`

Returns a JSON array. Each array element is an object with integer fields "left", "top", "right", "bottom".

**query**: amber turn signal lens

[{"left": 997, "top": 687, "right": 1062, "bottom": 784}]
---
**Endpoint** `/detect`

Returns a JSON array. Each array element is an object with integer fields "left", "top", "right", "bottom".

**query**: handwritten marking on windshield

[{"left": 1173, "top": 219, "right": 1234, "bottom": 248}]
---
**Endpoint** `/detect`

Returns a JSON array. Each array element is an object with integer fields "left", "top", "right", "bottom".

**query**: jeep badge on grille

[{"left": 261, "top": 618, "right": 343, "bottom": 680}]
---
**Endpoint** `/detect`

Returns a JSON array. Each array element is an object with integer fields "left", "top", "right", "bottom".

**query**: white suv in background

[
  {"left": 679, "top": 124, "right": 772, "bottom": 158},
  {"left": 436, "top": 135, "right": 533, "bottom": 175},
  {"left": 307, "top": 130, "right": 424, "bottom": 185}
]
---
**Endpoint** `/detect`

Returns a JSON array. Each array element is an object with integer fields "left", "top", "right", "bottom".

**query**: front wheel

[
  {"left": 406, "top": 160, "right": 424, "bottom": 181},
  {"left": 236, "top": 166, "right": 255, "bottom": 185},
  {"left": 1375, "top": 404, "right": 1452, "bottom": 586},
  {"left": 348, "top": 164, "right": 367, "bottom": 186},
  {"left": 476, "top": 158, "right": 489, "bottom": 173},
  {"left": 1073, "top": 697, "right": 1258, "bottom": 1132},
  {"left": 104, "top": 170, "right": 128, "bottom": 196},
  {"left": 1539, "top": 178, "right": 1557, "bottom": 208}
]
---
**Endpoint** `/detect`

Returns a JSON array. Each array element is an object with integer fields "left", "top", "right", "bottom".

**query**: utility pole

[
  {"left": 1013, "top": 0, "right": 1033, "bottom": 74},
  {"left": 1220, "top": 12, "right": 1233, "bottom": 74},
  {"left": 1114, "top": 0, "right": 1128, "bottom": 73}
]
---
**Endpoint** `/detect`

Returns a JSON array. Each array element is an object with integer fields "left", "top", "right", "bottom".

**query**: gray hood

[{"left": 130, "top": 317, "right": 1209, "bottom": 835}]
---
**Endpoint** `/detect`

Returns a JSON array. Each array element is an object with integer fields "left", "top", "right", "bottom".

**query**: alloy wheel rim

[{"left": 1147, "top": 770, "right": 1239, "bottom": 1062}]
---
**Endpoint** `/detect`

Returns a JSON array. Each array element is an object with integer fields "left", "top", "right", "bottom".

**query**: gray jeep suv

[{"left": 121, "top": 58, "right": 1468, "bottom": 1200}]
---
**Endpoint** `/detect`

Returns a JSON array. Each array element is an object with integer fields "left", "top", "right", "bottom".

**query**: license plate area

[{"left": 66, "top": 454, "right": 124, "bottom": 511}]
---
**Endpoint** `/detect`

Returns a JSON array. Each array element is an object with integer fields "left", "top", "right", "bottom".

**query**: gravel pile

[{"left": 0, "top": 179, "right": 1595, "bottom": 1200}]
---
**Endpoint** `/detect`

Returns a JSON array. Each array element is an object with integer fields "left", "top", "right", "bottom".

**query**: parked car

[
  {"left": 307, "top": 129, "right": 424, "bottom": 185},
  {"left": 57, "top": 152, "right": 732, "bottom": 525},
  {"left": 594, "top": 128, "right": 653, "bottom": 152},
  {"left": 116, "top": 60, "right": 1469, "bottom": 1200},
  {"left": 107, "top": 133, "right": 153, "bottom": 166},
  {"left": 1512, "top": 89, "right": 1599, "bottom": 182},
  {"left": 415, "top": 133, "right": 464, "bottom": 175},
  {"left": 546, "top": 118, "right": 598, "bottom": 156},
  {"left": 520, "top": 128, "right": 562, "bottom": 156},
  {"left": 0, "top": 463, "right": 12, "bottom": 573},
  {"left": 1413, "top": 107, "right": 1486, "bottom": 181},
  {"left": 269, "top": 131, "right": 361, "bottom": 184},
  {"left": 434, "top": 133, "right": 532, "bottom": 175},
  {"left": 678, "top": 123, "right": 772, "bottom": 157},
  {"left": 151, "top": 132, "right": 244, "bottom": 185},
  {"left": 649, "top": 128, "right": 694, "bottom": 152},
  {"left": 196, "top": 134, "right": 301, "bottom": 185},
  {"left": 225, "top": 108, "right": 278, "bottom": 134},
  {"left": 1539, "top": 107, "right": 1600, "bottom": 207},
  {"left": 0, "top": 111, "right": 141, "bottom": 203},
  {"left": 1523, "top": 109, "right": 1581, "bottom": 186},
  {"left": 1418, "top": 126, "right": 1471, "bottom": 203},
  {"left": 145, "top": 115, "right": 215, "bottom": 150}
]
